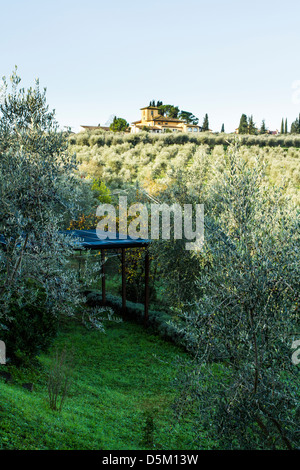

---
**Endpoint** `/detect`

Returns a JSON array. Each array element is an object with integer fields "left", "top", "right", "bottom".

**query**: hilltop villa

[{"left": 130, "top": 106, "right": 202, "bottom": 134}]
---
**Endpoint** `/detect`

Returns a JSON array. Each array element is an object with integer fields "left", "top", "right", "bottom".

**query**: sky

[{"left": 1, "top": 0, "right": 300, "bottom": 133}]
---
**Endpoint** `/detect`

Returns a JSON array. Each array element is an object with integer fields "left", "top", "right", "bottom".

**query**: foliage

[
  {"left": 158, "top": 104, "right": 180, "bottom": 119},
  {"left": 0, "top": 69, "right": 96, "bottom": 354},
  {"left": 201, "top": 113, "right": 209, "bottom": 131},
  {"left": 1, "top": 280, "right": 58, "bottom": 364},
  {"left": 149, "top": 100, "right": 163, "bottom": 107},
  {"left": 70, "top": 127, "right": 300, "bottom": 149},
  {"left": 178, "top": 110, "right": 199, "bottom": 125},
  {"left": 48, "top": 346, "right": 74, "bottom": 412},
  {"left": 260, "top": 119, "right": 267, "bottom": 134},
  {"left": 70, "top": 131, "right": 300, "bottom": 204},
  {"left": 248, "top": 115, "right": 257, "bottom": 134},
  {"left": 109, "top": 116, "right": 129, "bottom": 132},
  {"left": 170, "top": 145, "right": 299, "bottom": 449},
  {"left": 141, "top": 409, "right": 156, "bottom": 448},
  {"left": 290, "top": 113, "right": 300, "bottom": 134},
  {"left": 0, "top": 320, "right": 207, "bottom": 450},
  {"left": 85, "top": 292, "right": 190, "bottom": 349},
  {"left": 149, "top": 164, "right": 209, "bottom": 307},
  {"left": 68, "top": 213, "right": 100, "bottom": 231},
  {"left": 238, "top": 114, "right": 257, "bottom": 135},
  {"left": 118, "top": 248, "right": 156, "bottom": 304},
  {"left": 238, "top": 113, "right": 248, "bottom": 134},
  {"left": 147, "top": 100, "right": 198, "bottom": 124},
  {"left": 91, "top": 179, "right": 112, "bottom": 203},
  {"left": 81, "top": 304, "right": 119, "bottom": 331}
]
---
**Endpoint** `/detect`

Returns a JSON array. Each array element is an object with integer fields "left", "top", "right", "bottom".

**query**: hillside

[
  {"left": 69, "top": 131, "right": 300, "bottom": 203},
  {"left": 0, "top": 318, "right": 216, "bottom": 450}
]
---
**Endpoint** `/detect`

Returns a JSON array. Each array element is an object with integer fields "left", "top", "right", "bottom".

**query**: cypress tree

[
  {"left": 280, "top": 118, "right": 284, "bottom": 134},
  {"left": 248, "top": 115, "right": 257, "bottom": 134},
  {"left": 260, "top": 120, "right": 267, "bottom": 134},
  {"left": 285, "top": 118, "right": 288, "bottom": 134},
  {"left": 202, "top": 113, "right": 209, "bottom": 131},
  {"left": 238, "top": 114, "right": 248, "bottom": 134},
  {"left": 221, "top": 123, "right": 225, "bottom": 133},
  {"left": 290, "top": 116, "right": 300, "bottom": 134}
]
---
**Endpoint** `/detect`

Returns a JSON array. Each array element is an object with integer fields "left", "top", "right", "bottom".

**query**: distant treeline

[{"left": 70, "top": 130, "right": 300, "bottom": 149}]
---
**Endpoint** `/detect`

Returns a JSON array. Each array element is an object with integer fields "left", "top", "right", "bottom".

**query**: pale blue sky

[{"left": 1, "top": 0, "right": 300, "bottom": 132}]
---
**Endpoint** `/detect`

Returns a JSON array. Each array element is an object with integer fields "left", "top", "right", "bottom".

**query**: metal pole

[
  {"left": 144, "top": 249, "right": 150, "bottom": 325},
  {"left": 101, "top": 249, "right": 106, "bottom": 305},
  {"left": 78, "top": 249, "right": 82, "bottom": 281},
  {"left": 121, "top": 248, "right": 126, "bottom": 314}
]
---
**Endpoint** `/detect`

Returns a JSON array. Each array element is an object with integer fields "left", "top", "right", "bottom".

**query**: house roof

[
  {"left": 140, "top": 106, "right": 159, "bottom": 110},
  {"left": 131, "top": 114, "right": 201, "bottom": 127},
  {"left": 153, "top": 117, "right": 200, "bottom": 126},
  {"left": 153, "top": 116, "right": 183, "bottom": 123},
  {"left": 132, "top": 123, "right": 162, "bottom": 130}
]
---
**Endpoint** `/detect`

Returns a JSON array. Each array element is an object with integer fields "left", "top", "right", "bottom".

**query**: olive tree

[
  {"left": 0, "top": 69, "right": 96, "bottom": 359},
  {"left": 169, "top": 145, "right": 299, "bottom": 449}
]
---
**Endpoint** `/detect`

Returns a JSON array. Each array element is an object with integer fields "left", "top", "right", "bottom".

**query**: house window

[
  {"left": 188, "top": 127, "right": 192, "bottom": 132},
  {"left": 193, "top": 127, "right": 198, "bottom": 132}
]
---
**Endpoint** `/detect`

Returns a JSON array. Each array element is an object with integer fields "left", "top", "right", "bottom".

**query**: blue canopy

[{"left": 61, "top": 229, "right": 150, "bottom": 250}]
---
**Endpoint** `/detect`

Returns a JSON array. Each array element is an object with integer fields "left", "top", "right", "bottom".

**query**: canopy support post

[
  {"left": 121, "top": 248, "right": 126, "bottom": 314},
  {"left": 101, "top": 249, "right": 106, "bottom": 305},
  {"left": 144, "top": 249, "right": 150, "bottom": 325}
]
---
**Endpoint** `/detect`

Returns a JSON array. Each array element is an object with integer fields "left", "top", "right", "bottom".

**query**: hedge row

[
  {"left": 70, "top": 130, "right": 300, "bottom": 149},
  {"left": 85, "top": 291, "right": 195, "bottom": 353}
]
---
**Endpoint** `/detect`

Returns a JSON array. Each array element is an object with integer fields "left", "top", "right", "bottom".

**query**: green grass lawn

[{"left": 0, "top": 318, "right": 216, "bottom": 450}]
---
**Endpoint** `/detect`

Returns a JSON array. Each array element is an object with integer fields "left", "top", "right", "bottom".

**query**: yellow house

[{"left": 130, "top": 106, "right": 201, "bottom": 134}]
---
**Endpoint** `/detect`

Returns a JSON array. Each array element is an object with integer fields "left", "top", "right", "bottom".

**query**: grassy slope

[{"left": 0, "top": 319, "right": 215, "bottom": 450}]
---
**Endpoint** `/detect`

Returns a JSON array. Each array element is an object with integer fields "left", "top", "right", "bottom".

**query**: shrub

[
  {"left": 0, "top": 69, "right": 90, "bottom": 357},
  {"left": 141, "top": 409, "right": 156, "bottom": 448},
  {"left": 85, "top": 292, "right": 190, "bottom": 350},
  {"left": 2, "top": 281, "right": 58, "bottom": 365},
  {"left": 172, "top": 145, "right": 299, "bottom": 449},
  {"left": 48, "top": 346, "right": 74, "bottom": 412}
]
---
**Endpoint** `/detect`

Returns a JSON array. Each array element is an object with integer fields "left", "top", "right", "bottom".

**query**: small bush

[
  {"left": 141, "top": 409, "right": 156, "bottom": 448},
  {"left": 2, "top": 281, "right": 58, "bottom": 365},
  {"left": 48, "top": 346, "right": 74, "bottom": 412}
]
